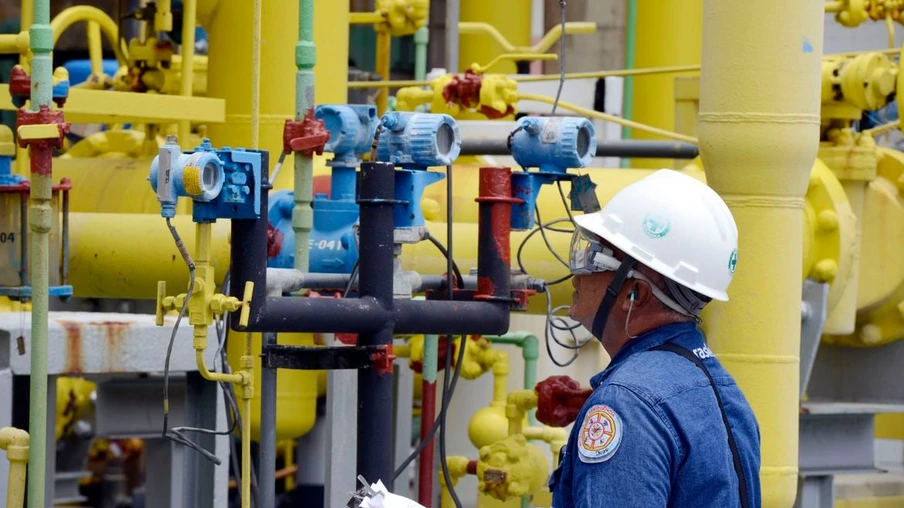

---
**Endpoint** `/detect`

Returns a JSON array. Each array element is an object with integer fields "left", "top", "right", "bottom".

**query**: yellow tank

[{"left": 226, "top": 330, "right": 318, "bottom": 441}]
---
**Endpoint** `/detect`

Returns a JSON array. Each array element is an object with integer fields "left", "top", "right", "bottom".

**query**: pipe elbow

[
  {"left": 490, "top": 349, "right": 510, "bottom": 377},
  {"left": 0, "top": 427, "right": 29, "bottom": 462},
  {"left": 440, "top": 456, "right": 472, "bottom": 487},
  {"left": 484, "top": 303, "right": 510, "bottom": 335}
]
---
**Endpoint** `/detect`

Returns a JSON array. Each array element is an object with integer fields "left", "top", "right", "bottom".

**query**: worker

[{"left": 546, "top": 169, "right": 761, "bottom": 507}]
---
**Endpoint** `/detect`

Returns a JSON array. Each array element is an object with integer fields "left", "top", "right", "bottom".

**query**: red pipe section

[{"left": 418, "top": 379, "right": 437, "bottom": 505}]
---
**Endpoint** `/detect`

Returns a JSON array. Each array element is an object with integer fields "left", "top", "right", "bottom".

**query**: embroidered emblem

[{"left": 578, "top": 404, "right": 623, "bottom": 463}]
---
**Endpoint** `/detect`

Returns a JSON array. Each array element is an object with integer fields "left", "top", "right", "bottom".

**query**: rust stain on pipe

[
  {"left": 90, "top": 321, "right": 130, "bottom": 371},
  {"left": 58, "top": 321, "right": 82, "bottom": 373}
]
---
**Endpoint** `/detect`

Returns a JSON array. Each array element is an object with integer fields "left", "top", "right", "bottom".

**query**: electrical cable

[
  {"left": 515, "top": 217, "right": 574, "bottom": 286},
  {"left": 425, "top": 232, "right": 465, "bottom": 290},
  {"left": 343, "top": 261, "right": 360, "bottom": 298},
  {"left": 269, "top": 151, "right": 288, "bottom": 185},
  {"left": 343, "top": 225, "right": 362, "bottom": 297},
  {"left": 391, "top": 332, "right": 467, "bottom": 480},
  {"left": 161, "top": 219, "right": 236, "bottom": 467},
  {"left": 543, "top": 285, "right": 593, "bottom": 367},
  {"left": 439, "top": 163, "right": 464, "bottom": 508},
  {"left": 534, "top": 205, "right": 569, "bottom": 268},
  {"left": 551, "top": 0, "right": 568, "bottom": 115},
  {"left": 556, "top": 180, "right": 574, "bottom": 223}
]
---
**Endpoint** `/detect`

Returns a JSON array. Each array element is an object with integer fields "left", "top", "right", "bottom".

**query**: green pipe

[
  {"left": 26, "top": 0, "right": 53, "bottom": 504},
  {"left": 423, "top": 334, "right": 439, "bottom": 384},
  {"left": 485, "top": 332, "right": 539, "bottom": 425},
  {"left": 413, "top": 16, "right": 429, "bottom": 112},
  {"left": 414, "top": 25, "right": 429, "bottom": 82},
  {"left": 293, "top": 0, "right": 316, "bottom": 272},
  {"left": 620, "top": 0, "right": 637, "bottom": 168}
]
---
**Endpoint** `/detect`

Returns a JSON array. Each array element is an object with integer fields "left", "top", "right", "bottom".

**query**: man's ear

[{"left": 620, "top": 281, "right": 653, "bottom": 311}]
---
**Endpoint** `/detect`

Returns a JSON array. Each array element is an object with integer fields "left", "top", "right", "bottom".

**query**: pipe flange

[
  {"left": 803, "top": 159, "right": 856, "bottom": 318},
  {"left": 827, "top": 147, "right": 904, "bottom": 347}
]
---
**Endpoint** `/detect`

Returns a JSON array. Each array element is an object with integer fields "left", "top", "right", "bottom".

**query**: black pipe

[
  {"left": 227, "top": 156, "right": 514, "bottom": 488},
  {"left": 355, "top": 161, "right": 397, "bottom": 488},
  {"left": 258, "top": 332, "right": 277, "bottom": 508},
  {"left": 256, "top": 296, "right": 390, "bottom": 333},
  {"left": 459, "top": 138, "right": 699, "bottom": 159},
  {"left": 393, "top": 300, "right": 508, "bottom": 335}
]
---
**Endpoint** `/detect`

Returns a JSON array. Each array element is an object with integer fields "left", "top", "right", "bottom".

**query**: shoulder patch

[{"left": 577, "top": 404, "right": 623, "bottom": 464}]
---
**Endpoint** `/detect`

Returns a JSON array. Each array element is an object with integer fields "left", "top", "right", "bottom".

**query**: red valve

[
  {"left": 441, "top": 70, "right": 514, "bottom": 120},
  {"left": 442, "top": 70, "right": 483, "bottom": 110},
  {"left": 283, "top": 110, "right": 330, "bottom": 156},
  {"left": 371, "top": 344, "right": 396, "bottom": 376},
  {"left": 535, "top": 375, "right": 593, "bottom": 428}
]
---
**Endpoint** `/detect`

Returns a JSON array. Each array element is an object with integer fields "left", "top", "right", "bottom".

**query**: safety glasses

[{"left": 569, "top": 228, "right": 623, "bottom": 275}]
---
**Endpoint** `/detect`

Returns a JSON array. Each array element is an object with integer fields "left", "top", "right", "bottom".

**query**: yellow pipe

[
  {"left": 505, "top": 390, "right": 537, "bottom": 437},
  {"left": 0, "top": 34, "right": 26, "bottom": 55},
  {"left": 86, "top": 21, "right": 102, "bottom": 78},
  {"left": 697, "top": 0, "right": 822, "bottom": 506},
  {"left": 493, "top": 366, "right": 508, "bottom": 405},
  {"left": 471, "top": 53, "right": 557, "bottom": 74},
  {"left": 458, "top": 21, "right": 597, "bottom": 55},
  {"left": 631, "top": 0, "right": 702, "bottom": 168},
  {"left": 0, "top": 427, "right": 29, "bottom": 508},
  {"left": 375, "top": 29, "right": 392, "bottom": 115},
  {"left": 521, "top": 426, "right": 568, "bottom": 464},
  {"left": 513, "top": 64, "right": 701, "bottom": 83},
  {"left": 350, "top": 12, "right": 384, "bottom": 25},
  {"left": 887, "top": 12, "right": 896, "bottom": 49},
  {"left": 178, "top": 0, "right": 197, "bottom": 144},
  {"left": 516, "top": 92, "right": 698, "bottom": 143},
  {"left": 439, "top": 456, "right": 471, "bottom": 508},
  {"left": 459, "top": 0, "right": 531, "bottom": 73},
  {"left": 206, "top": 0, "right": 348, "bottom": 191},
  {"left": 185, "top": 222, "right": 253, "bottom": 508},
  {"left": 50, "top": 6, "right": 127, "bottom": 65},
  {"left": 195, "top": 348, "right": 243, "bottom": 384},
  {"left": 863, "top": 120, "right": 900, "bottom": 136},
  {"left": 825, "top": 1, "right": 844, "bottom": 12}
]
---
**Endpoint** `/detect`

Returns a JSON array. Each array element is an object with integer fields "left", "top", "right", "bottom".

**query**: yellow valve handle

[
  {"left": 155, "top": 281, "right": 166, "bottom": 326},
  {"left": 238, "top": 281, "right": 254, "bottom": 328}
]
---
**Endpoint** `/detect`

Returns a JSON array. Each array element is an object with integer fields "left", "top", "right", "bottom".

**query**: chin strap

[{"left": 591, "top": 255, "right": 637, "bottom": 340}]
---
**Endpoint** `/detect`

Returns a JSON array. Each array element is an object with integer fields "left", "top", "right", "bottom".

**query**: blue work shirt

[{"left": 549, "top": 322, "right": 761, "bottom": 508}]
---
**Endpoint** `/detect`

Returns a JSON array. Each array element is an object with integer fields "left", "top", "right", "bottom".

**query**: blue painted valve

[{"left": 268, "top": 105, "right": 379, "bottom": 273}]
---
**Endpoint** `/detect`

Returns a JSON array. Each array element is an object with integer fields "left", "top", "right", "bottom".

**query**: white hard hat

[{"left": 572, "top": 169, "right": 739, "bottom": 302}]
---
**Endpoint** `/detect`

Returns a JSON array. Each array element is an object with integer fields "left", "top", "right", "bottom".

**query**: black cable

[
  {"left": 343, "top": 260, "right": 360, "bottom": 297},
  {"left": 439, "top": 336, "right": 464, "bottom": 508},
  {"left": 544, "top": 286, "right": 589, "bottom": 367},
  {"left": 439, "top": 163, "right": 463, "bottom": 508},
  {"left": 516, "top": 217, "right": 573, "bottom": 275},
  {"left": 535, "top": 205, "right": 569, "bottom": 268},
  {"left": 557, "top": 180, "right": 574, "bottom": 223},
  {"left": 391, "top": 333, "right": 467, "bottom": 480},
  {"left": 162, "top": 221, "right": 245, "bottom": 469},
  {"left": 425, "top": 232, "right": 465, "bottom": 290}
]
